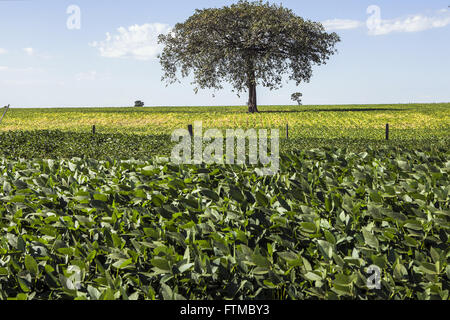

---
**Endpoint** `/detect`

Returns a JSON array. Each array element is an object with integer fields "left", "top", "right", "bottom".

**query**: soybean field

[{"left": 0, "top": 103, "right": 449, "bottom": 300}]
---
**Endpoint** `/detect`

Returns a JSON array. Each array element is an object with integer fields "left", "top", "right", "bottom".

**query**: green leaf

[
  {"left": 229, "top": 187, "right": 245, "bottom": 202},
  {"left": 334, "top": 274, "right": 352, "bottom": 286},
  {"left": 17, "top": 236, "right": 26, "bottom": 252},
  {"left": 317, "top": 240, "right": 333, "bottom": 261},
  {"left": 419, "top": 262, "right": 438, "bottom": 275},
  {"left": 324, "top": 230, "right": 336, "bottom": 245},
  {"left": 362, "top": 229, "right": 379, "bottom": 250},
  {"left": 100, "top": 288, "right": 116, "bottom": 300},
  {"left": 178, "top": 262, "right": 194, "bottom": 274},
  {"left": 18, "top": 278, "right": 31, "bottom": 293},
  {"left": 278, "top": 252, "right": 302, "bottom": 267},
  {"left": 430, "top": 247, "right": 440, "bottom": 264},
  {"left": 24, "top": 255, "right": 39, "bottom": 276},
  {"left": 263, "top": 280, "right": 277, "bottom": 289},
  {"left": 93, "top": 193, "right": 108, "bottom": 202},
  {"left": 15, "top": 293, "right": 28, "bottom": 300},
  {"left": 86, "top": 250, "right": 97, "bottom": 262},
  {"left": 200, "top": 189, "right": 219, "bottom": 201},
  {"left": 161, "top": 283, "right": 173, "bottom": 300},
  {"left": 394, "top": 262, "right": 408, "bottom": 280},
  {"left": 57, "top": 247, "right": 74, "bottom": 256},
  {"left": 304, "top": 272, "right": 322, "bottom": 282},
  {"left": 252, "top": 253, "right": 271, "bottom": 268},
  {"left": 10, "top": 195, "right": 26, "bottom": 203},
  {"left": 300, "top": 222, "right": 317, "bottom": 234},
  {"left": 404, "top": 221, "right": 422, "bottom": 231},
  {"left": 403, "top": 236, "right": 418, "bottom": 247},
  {"left": 325, "top": 196, "right": 333, "bottom": 212},
  {"left": 332, "top": 283, "right": 352, "bottom": 296},
  {"left": 87, "top": 285, "right": 101, "bottom": 300},
  {"left": 344, "top": 257, "right": 364, "bottom": 267},
  {"left": 151, "top": 257, "right": 171, "bottom": 272},
  {"left": 151, "top": 194, "right": 165, "bottom": 207},
  {"left": 112, "top": 258, "right": 133, "bottom": 270},
  {"left": 255, "top": 191, "right": 269, "bottom": 207}
]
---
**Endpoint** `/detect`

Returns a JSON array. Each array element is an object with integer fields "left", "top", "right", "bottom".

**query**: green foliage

[
  {"left": 0, "top": 146, "right": 448, "bottom": 300},
  {"left": 0, "top": 131, "right": 172, "bottom": 160}
]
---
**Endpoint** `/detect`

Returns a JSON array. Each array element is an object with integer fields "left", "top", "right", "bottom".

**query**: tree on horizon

[{"left": 158, "top": 0, "right": 340, "bottom": 113}]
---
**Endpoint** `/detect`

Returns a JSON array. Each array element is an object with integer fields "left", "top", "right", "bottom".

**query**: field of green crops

[{"left": 0, "top": 104, "right": 449, "bottom": 300}]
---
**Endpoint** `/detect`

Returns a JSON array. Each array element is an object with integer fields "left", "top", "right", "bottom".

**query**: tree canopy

[{"left": 158, "top": 0, "right": 340, "bottom": 113}]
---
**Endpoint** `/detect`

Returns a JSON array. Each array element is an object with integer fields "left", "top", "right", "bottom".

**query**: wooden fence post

[
  {"left": 386, "top": 123, "right": 389, "bottom": 141},
  {"left": 93, "top": 125, "right": 96, "bottom": 135},
  {"left": 286, "top": 123, "right": 289, "bottom": 140},
  {"left": 0, "top": 105, "right": 10, "bottom": 125},
  {"left": 188, "top": 124, "right": 193, "bottom": 137}
]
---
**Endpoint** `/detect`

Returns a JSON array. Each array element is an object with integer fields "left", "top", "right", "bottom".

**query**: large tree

[{"left": 158, "top": 0, "right": 340, "bottom": 113}]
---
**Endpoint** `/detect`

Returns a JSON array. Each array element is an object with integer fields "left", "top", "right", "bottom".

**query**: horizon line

[{"left": 5, "top": 102, "right": 450, "bottom": 109}]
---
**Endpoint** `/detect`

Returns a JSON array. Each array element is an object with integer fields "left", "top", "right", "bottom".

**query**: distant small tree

[
  {"left": 134, "top": 100, "right": 144, "bottom": 107},
  {"left": 158, "top": 0, "right": 340, "bottom": 113},
  {"left": 291, "top": 92, "right": 303, "bottom": 105}
]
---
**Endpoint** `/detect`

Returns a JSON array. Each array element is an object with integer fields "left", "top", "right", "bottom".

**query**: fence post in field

[
  {"left": 92, "top": 125, "right": 96, "bottom": 135},
  {"left": 188, "top": 124, "right": 193, "bottom": 137},
  {"left": 0, "top": 104, "right": 10, "bottom": 125},
  {"left": 386, "top": 123, "right": 389, "bottom": 141},
  {"left": 286, "top": 123, "right": 289, "bottom": 140}
]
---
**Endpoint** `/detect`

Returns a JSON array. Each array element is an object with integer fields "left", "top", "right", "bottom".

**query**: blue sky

[{"left": 0, "top": 0, "right": 449, "bottom": 107}]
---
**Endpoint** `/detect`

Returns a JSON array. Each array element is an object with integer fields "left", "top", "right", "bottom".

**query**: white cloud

[
  {"left": 323, "top": 7, "right": 450, "bottom": 35},
  {"left": 0, "top": 48, "right": 7, "bottom": 55},
  {"left": 90, "top": 23, "right": 172, "bottom": 60},
  {"left": 0, "top": 66, "right": 8, "bottom": 71},
  {"left": 322, "top": 19, "right": 364, "bottom": 31},
  {"left": 23, "top": 47, "right": 34, "bottom": 56},
  {"left": 367, "top": 7, "right": 450, "bottom": 35}
]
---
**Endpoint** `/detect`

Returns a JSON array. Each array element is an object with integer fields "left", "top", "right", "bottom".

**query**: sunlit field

[{"left": 2, "top": 104, "right": 449, "bottom": 141}]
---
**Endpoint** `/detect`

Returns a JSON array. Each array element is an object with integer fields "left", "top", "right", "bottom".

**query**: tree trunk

[
  {"left": 246, "top": 56, "right": 259, "bottom": 114},
  {"left": 247, "top": 71, "right": 259, "bottom": 113}
]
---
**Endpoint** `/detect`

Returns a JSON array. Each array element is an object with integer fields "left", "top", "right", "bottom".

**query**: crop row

[{"left": 0, "top": 130, "right": 448, "bottom": 161}]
